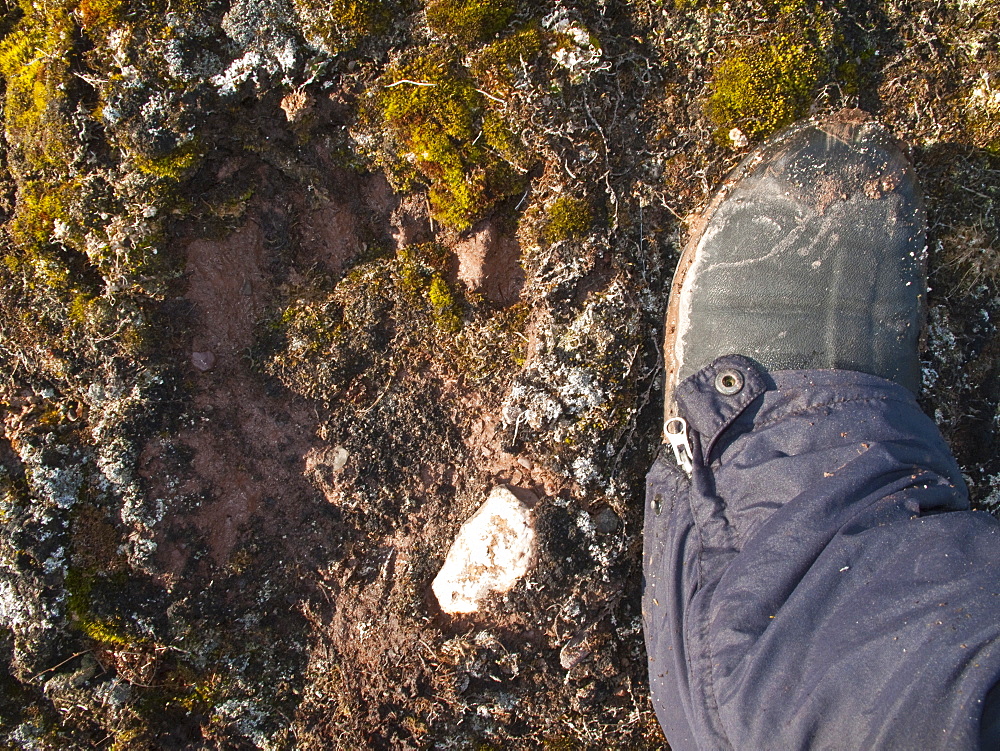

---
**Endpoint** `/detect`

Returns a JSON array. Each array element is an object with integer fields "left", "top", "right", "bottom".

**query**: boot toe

[{"left": 666, "top": 113, "right": 926, "bottom": 416}]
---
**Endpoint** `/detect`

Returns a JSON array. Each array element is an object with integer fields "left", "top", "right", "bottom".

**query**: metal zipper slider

[{"left": 664, "top": 417, "right": 694, "bottom": 475}]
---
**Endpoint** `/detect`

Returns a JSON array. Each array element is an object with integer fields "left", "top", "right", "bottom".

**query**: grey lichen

[{"left": 501, "top": 277, "right": 644, "bottom": 495}]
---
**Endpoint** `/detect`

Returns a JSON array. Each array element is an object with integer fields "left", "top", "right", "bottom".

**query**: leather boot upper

[{"left": 664, "top": 114, "right": 927, "bottom": 412}]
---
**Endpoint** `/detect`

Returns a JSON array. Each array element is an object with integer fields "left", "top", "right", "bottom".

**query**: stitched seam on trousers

[
  {"left": 750, "top": 395, "right": 905, "bottom": 432},
  {"left": 688, "top": 472, "right": 735, "bottom": 750}
]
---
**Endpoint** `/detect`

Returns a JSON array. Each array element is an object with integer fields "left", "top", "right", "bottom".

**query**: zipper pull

[{"left": 664, "top": 417, "right": 694, "bottom": 475}]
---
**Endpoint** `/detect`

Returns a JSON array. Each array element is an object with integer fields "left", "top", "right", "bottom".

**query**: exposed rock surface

[
  {"left": 433, "top": 486, "right": 536, "bottom": 614},
  {"left": 455, "top": 219, "right": 525, "bottom": 304}
]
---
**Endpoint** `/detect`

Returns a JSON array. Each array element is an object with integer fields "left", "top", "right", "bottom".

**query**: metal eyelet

[{"left": 714, "top": 368, "right": 744, "bottom": 395}]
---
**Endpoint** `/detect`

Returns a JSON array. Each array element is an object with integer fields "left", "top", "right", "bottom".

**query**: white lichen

[
  {"left": 544, "top": 9, "right": 608, "bottom": 84},
  {"left": 213, "top": 0, "right": 300, "bottom": 95}
]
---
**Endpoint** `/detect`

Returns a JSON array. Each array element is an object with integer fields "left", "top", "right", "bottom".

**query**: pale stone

[
  {"left": 329, "top": 446, "right": 349, "bottom": 472},
  {"left": 280, "top": 90, "right": 313, "bottom": 122},
  {"left": 191, "top": 351, "right": 216, "bottom": 371},
  {"left": 433, "top": 487, "right": 536, "bottom": 614}
]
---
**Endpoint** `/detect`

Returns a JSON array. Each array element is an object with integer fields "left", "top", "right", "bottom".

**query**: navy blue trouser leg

[{"left": 644, "top": 356, "right": 1000, "bottom": 750}]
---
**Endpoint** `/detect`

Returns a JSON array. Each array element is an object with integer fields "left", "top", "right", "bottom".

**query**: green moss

[
  {"left": 543, "top": 195, "right": 592, "bottom": 244},
  {"left": 264, "top": 240, "right": 539, "bottom": 401},
  {"left": 79, "top": 617, "right": 136, "bottom": 647},
  {"left": 454, "top": 300, "right": 528, "bottom": 379},
  {"left": 835, "top": 59, "right": 860, "bottom": 97},
  {"left": 67, "top": 293, "right": 115, "bottom": 331},
  {"left": 470, "top": 25, "right": 544, "bottom": 93},
  {"left": 0, "top": 5, "right": 76, "bottom": 176},
  {"left": 379, "top": 52, "right": 477, "bottom": 174},
  {"left": 65, "top": 568, "right": 146, "bottom": 648},
  {"left": 425, "top": 0, "right": 515, "bottom": 47},
  {"left": 132, "top": 140, "right": 204, "bottom": 181},
  {"left": 0, "top": 0, "right": 121, "bottom": 348},
  {"left": 374, "top": 50, "right": 523, "bottom": 230},
  {"left": 172, "top": 671, "right": 221, "bottom": 713},
  {"left": 397, "top": 242, "right": 449, "bottom": 295},
  {"left": 266, "top": 272, "right": 389, "bottom": 400},
  {"left": 428, "top": 275, "right": 462, "bottom": 332},
  {"left": 62, "top": 505, "right": 147, "bottom": 648},
  {"left": 77, "top": 0, "right": 124, "bottom": 40},
  {"left": 708, "top": 27, "right": 831, "bottom": 140},
  {"left": 294, "top": 0, "right": 392, "bottom": 55},
  {"left": 108, "top": 727, "right": 146, "bottom": 751},
  {"left": 22, "top": 251, "right": 72, "bottom": 293},
  {"left": 119, "top": 318, "right": 152, "bottom": 358},
  {"left": 9, "top": 178, "right": 78, "bottom": 255},
  {"left": 396, "top": 244, "right": 463, "bottom": 334},
  {"left": 482, "top": 109, "right": 529, "bottom": 169},
  {"left": 965, "top": 74, "right": 1000, "bottom": 154}
]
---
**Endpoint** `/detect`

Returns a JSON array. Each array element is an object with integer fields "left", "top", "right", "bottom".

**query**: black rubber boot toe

[{"left": 663, "top": 112, "right": 926, "bottom": 420}]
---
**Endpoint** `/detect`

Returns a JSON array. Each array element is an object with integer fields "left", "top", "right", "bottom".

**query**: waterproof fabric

[{"left": 644, "top": 355, "right": 1000, "bottom": 750}]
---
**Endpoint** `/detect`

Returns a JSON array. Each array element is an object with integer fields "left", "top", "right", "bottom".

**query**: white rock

[
  {"left": 329, "top": 446, "right": 349, "bottom": 472},
  {"left": 191, "top": 350, "right": 216, "bottom": 372},
  {"left": 433, "top": 487, "right": 536, "bottom": 614}
]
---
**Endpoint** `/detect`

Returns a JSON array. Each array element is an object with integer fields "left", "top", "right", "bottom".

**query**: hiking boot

[{"left": 663, "top": 112, "right": 927, "bottom": 425}]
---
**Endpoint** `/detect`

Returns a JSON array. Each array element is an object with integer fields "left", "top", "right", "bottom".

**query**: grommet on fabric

[{"left": 714, "top": 368, "right": 744, "bottom": 395}]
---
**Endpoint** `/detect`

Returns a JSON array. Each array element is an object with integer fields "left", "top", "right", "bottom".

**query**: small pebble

[
  {"left": 330, "top": 446, "right": 349, "bottom": 472},
  {"left": 191, "top": 351, "right": 216, "bottom": 372},
  {"left": 559, "top": 632, "right": 594, "bottom": 670},
  {"left": 594, "top": 507, "right": 619, "bottom": 534}
]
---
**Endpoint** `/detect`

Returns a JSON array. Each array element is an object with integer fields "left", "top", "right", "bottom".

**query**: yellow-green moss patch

[
  {"left": 0, "top": 6, "right": 76, "bottom": 177},
  {"left": 372, "top": 50, "right": 523, "bottom": 230},
  {"left": 470, "top": 25, "right": 544, "bottom": 93},
  {"left": 264, "top": 241, "right": 535, "bottom": 400},
  {"left": 428, "top": 275, "right": 462, "bottom": 332},
  {"left": 9, "top": 179, "right": 77, "bottom": 256},
  {"left": 77, "top": 0, "right": 125, "bottom": 40},
  {"left": 709, "top": 34, "right": 827, "bottom": 140},
  {"left": 543, "top": 195, "right": 593, "bottom": 244},
  {"left": 65, "top": 568, "right": 146, "bottom": 648},
  {"left": 425, "top": 0, "right": 516, "bottom": 47},
  {"left": 132, "top": 139, "right": 205, "bottom": 181},
  {"left": 294, "top": 0, "right": 392, "bottom": 55},
  {"left": 708, "top": 8, "right": 834, "bottom": 142}
]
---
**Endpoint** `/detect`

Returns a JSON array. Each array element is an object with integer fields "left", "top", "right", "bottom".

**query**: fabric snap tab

[{"left": 714, "top": 368, "right": 744, "bottom": 395}]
